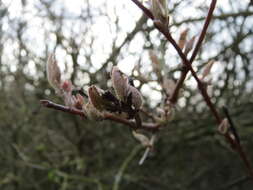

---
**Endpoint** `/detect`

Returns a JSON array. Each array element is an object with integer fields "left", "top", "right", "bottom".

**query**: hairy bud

[
  {"left": 111, "top": 66, "right": 129, "bottom": 102},
  {"left": 83, "top": 102, "right": 104, "bottom": 121},
  {"left": 46, "top": 54, "right": 61, "bottom": 93},
  {"left": 128, "top": 85, "right": 143, "bottom": 110},
  {"left": 88, "top": 85, "right": 108, "bottom": 111}
]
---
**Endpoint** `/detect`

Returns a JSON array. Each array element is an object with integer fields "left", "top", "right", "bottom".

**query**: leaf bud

[
  {"left": 83, "top": 102, "right": 103, "bottom": 121},
  {"left": 128, "top": 85, "right": 143, "bottom": 110},
  {"left": 218, "top": 118, "right": 229, "bottom": 135},
  {"left": 46, "top": 54, "right": 61, "bottom": 93},
  {"left": 88, "top": 85, "right": 105, "bottom": 111},
  {"left": 111, "top": 66, "right": 129, "bottom": 102}
]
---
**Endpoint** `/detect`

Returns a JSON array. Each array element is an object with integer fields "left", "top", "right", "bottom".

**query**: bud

[
  {"left": 184, "top": 36, "right": 196, "bottom": 56},
  {"left": 151, "top": 0, "right": 169, "bottom": 26},
  {"left": 202, "top": 60, "right": 215, "bottom": 80},
  {"left": 155, "top": 104, "right": 175, "bottom": 124},
  {"left": 132, "top": 131, "right": 151, "bottom": 147},
  {"left": 162, "top": 78, "right": 176, "bottom": 97},
  {"left": 61, "top": 80, "right": 75, "bottom": 107},
  {"left": 83, "top": 102, "right": 103, "bottom": 121},
  {"left": 111, "top": 66, "right": 129, "bottom": 102},
  {"left": 46, "top": 54, "right": 61, "bottom": 93},
  {"left": 218, "top": 118, "right": 229, "bottom": 135},
  {"left": 88, "top": 85, "right": 105, "bottom": 111},
  {"left": 61, "top": 80, "right": 73, "bottom": 93},
  {"left": 128, "top": 85, "right": 143, "bottom": 110},
  {"left": 74, "top": 94, "right": 85, "bottom": 109},
  {"left": 178, "top": 28, "right": 189, "bottom": 50},
  {"left": 149, "top": 50, "right": 162, "bottom": 81}
]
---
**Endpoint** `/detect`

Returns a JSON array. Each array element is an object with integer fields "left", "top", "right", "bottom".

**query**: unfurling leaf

[
  {"left": 132, "top": 131, "right": 150, "bottom": 147},
  {"left": 178, "top": 28, "right": 189, "bottom": 50},
  {"left": 46, "top": 54, "right": 61, "bottom": 93}
]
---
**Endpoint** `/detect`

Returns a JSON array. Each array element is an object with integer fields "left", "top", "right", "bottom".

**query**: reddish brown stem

[
  {"left": 170, "top": 0, "right": 217, "bottom": 104},
  {"left": 40, "top": 100, "right": 160, "bottom": 131},
  {"left": 130, "top": 0, "right": 253, "bottom": 181}
]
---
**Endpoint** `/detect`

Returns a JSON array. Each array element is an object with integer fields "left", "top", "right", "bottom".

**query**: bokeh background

[{"left": 1, "top": 0, "right": 253, "bottom": 189}]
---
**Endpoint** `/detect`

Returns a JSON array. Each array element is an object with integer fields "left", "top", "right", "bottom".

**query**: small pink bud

[{"left": 61, "top": 80, "right": 73, "bottom": 93}]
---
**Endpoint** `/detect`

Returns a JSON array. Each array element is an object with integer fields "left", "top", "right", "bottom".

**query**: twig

[
  {"left": 40, "top": 100, "right": 160, "bottom": 131},
  {"left": 170, "top": 0, "right": 217, "bottom": 104},
  {"left": 113, "top": 145, "right": 142, "bottom": 190}
]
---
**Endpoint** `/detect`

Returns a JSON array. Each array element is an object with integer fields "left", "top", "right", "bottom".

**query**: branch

[
  {"left": 131, "top": 0, "right": 221, "bottom": 123},
  {"left": 170, "top": 0, "right": 217, "bottom": 103},
  {"left": 40, "top": 100, "right": 160, "bottom": 131},
  {"left": 130, "top": 0, "right": 253, "bottom": 182}
]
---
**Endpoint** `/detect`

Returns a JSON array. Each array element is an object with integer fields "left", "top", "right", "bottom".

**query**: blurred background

[{"left": 1, "top": 0, "right": 253, "bottom": 189}]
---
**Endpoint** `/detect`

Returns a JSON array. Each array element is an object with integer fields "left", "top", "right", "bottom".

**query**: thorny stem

[
  {"left": 40, "top": 100, "right": 160, "bottom": 131},
  {"left": 130, "top": 0, "right": 253, "bottom": 181}
]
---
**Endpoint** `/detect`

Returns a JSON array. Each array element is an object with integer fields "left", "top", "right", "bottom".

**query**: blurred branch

[
  {"left": 218, "top": 176, "right": 250, "bottom": 190},
  {"left": 113, "top": 145, "right": 142, "bottom": 190},
  {"left": 55, "top": 170, "right": 103, "bottom": 190}
]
